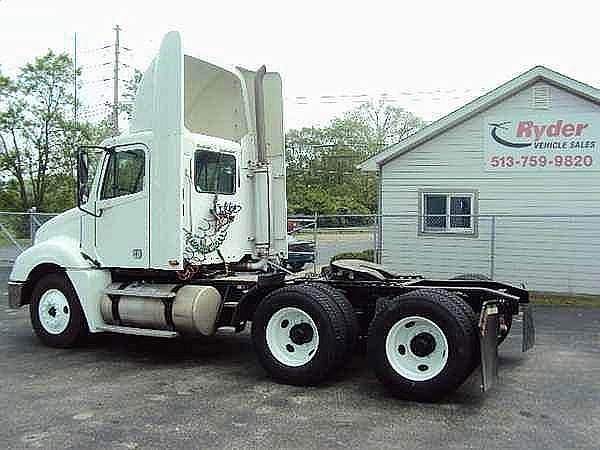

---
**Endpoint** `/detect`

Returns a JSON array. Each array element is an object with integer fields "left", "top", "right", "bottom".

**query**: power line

[{"left": 284, "top": 88, "right": 489, "bottom": 106}]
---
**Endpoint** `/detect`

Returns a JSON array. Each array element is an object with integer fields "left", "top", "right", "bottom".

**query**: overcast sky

[{"left": 1, "top": 0, "right": 599, "bottom": 129}]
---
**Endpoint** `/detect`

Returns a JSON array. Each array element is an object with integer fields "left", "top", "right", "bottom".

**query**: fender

[
  {"left": 9, "top": 236, "right": 112, "bottom": 332},
  {"left": 9, "top": 236, "right": 92, "bottom": 282}
]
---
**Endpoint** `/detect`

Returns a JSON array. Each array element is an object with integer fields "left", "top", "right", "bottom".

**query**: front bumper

[{"left": 7, "top": 281, "right": 24, "bottom": 309}]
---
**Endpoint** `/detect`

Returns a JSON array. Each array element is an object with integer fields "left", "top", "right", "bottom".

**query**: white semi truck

[{"left": 7, "top": 32, "right": 534, "bottom": 401}]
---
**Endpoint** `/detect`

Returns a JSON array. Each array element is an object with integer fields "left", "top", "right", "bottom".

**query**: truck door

[{"left": 95, "top": 144, "right": 149, "bottom": 267}]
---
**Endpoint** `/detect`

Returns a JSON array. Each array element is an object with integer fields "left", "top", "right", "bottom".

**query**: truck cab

[{"left": 9, "top": 31, "right": 287, "bottom": 320}]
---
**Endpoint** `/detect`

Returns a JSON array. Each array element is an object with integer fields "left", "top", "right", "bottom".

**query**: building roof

[{"left": 358, "top": 66, "right": 600, "bottom": 171}]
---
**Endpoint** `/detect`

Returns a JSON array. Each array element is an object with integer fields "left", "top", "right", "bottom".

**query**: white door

[{"left": 95, "top": 145, "right": 149, "bottom": 268}]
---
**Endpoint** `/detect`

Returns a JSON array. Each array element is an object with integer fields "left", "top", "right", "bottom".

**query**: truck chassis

[{"left": 11, "top": 258, "right": 534, "bottom": 402}]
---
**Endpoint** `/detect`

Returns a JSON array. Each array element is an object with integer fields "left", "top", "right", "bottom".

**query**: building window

[{"left": 421, "top": 192, "right": 475, "bottom": 234}]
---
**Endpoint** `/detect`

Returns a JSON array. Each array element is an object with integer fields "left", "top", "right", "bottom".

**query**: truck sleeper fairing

[{"left": 127, "top": 32, "right": 287, "bottom": 272}]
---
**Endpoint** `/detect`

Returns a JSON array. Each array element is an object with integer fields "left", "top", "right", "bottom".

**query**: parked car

[{"left": 285, "top": 235, "right": 315, "bottom": 272}]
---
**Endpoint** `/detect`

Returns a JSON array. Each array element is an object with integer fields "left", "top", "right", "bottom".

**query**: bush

[{"left": 331, "top": 249, "right": 374, "bottom": 263}]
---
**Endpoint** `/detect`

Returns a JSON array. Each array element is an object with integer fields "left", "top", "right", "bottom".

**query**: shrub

[{"left": 331, "top": 249, "right": 374, "bottom": 263}]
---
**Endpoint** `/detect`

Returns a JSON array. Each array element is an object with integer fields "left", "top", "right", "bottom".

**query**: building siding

[{"left": 380, "top": 82, "right": 600, "bottom": 294}]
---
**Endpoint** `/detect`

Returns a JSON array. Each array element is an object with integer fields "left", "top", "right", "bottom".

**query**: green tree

[
  {"left": 285, "top": 101, "right": 424, "bottom": 217},
  {"left": 0, "top": 51, "right": 75, "bottom": 210},
  {"left": 0, "top": 52, "right": 112, "bottom": 212},
  {"left": 0, "top": 68, "right": 10, "bottom": 95},
  {"left": 121, "top": 68, "right": 143, "bottom": 120}
]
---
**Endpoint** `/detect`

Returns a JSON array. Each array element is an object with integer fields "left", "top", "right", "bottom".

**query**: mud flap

[
  {"left": 521, "top": 304, "right": 535, "bottom": 352},
  {"left": 479, "top": 302, "right": 499, "bottom": 392}
]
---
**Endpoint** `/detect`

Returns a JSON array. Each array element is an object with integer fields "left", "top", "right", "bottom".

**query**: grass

[{"left": 530, "top": 292, "right": 600, "bottom": 307}]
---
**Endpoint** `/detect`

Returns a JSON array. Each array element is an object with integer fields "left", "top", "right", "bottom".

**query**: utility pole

[
  {"left": 73, "top": 33, "right": 77, "bottom": 128},
  {"left": 113, "top": 24, "right": 121, "bottom": 135}
]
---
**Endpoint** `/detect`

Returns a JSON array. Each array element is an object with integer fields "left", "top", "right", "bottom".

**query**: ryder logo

[
  {"left": 489, "top": 121, "right": 531, "bottom": 148},
  {"left": 489, "top": 119, "right": 590, "bottom": 149}
]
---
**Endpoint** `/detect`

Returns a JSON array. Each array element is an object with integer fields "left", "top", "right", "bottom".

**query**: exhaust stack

[
  {"left": 254, "top": 65, "right": 267, "bottom": 163},
  {"left": 253, "top": 65, "right": 271, "bottom": 256}
]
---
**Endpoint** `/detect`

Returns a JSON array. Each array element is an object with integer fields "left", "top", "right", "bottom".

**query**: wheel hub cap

[
  {"left": 38, "top": 289, "right": 70, "bottom": 335},
  {"left": 290, "top": 323, "right": 314, "bottom": 345},
  {"left": 385, "top": 316, "right": 449, "bottom": 381},
  {"left": 266, "top": 307, "right": 320, "bottom": 367},
  {"left": 410, "top": 332, "right": 436, "bottom": 357}
]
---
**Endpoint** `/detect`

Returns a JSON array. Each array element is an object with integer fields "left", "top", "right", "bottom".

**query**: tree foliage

[
  {"left": 121, "top": 68, "right": 143, "bottom": 120},
  {"left": 0, "top": 53, "right": 112, "bottom": 212},
  {"left": 1, "top": 52, "right": 424, "bottom": 218},
  {"left": 286, "top": 101, "right": 424, "bottom": 217}
]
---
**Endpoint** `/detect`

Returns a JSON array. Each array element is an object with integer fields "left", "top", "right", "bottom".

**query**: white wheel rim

[
  {"left": 385, "top": 316, "right": 448, "bottom": 381},
  {"left": 266, "top": 307, "right": 320, "bottom": 367},
  {"left": 38, "top": 289, "right": 70, "bottom": 335}
]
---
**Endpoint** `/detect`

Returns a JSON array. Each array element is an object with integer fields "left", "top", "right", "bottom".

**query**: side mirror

[
  {"left": 76, "top": 145, "right": 110, "bottom": 218},
  {"left": 77, "top": 149, "right": 89, "bottom": 205}
]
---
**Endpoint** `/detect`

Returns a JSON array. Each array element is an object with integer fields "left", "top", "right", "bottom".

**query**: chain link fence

[
  {"left": 0, "top": 211, "right": 58, "bottom": 265},
  {"left": 290, "top": 213, "right": 600, "bottom": 296},
  {"left": 1, "top": 211, "right": 597, "bottom": 295}
]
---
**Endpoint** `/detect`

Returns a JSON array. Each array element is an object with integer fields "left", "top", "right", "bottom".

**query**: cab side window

[
  {"left": 101, "top": 149, "right": 145, "bottom": 200},
  {"left": 194, "top": 150, "right": 236, "bottom": 195}
]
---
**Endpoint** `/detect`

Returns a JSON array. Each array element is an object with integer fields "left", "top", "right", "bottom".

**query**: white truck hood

[{"left": 35, "top": 208, "right": 80, "bottom": 244}]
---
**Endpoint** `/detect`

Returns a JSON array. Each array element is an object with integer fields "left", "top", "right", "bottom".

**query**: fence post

[
  {"left": 490, "top": 215, "right": 496, "bottom": 279},
  {"left": 313, "top": 212, "right": 319, "bottom": 273},
  {"left": 373, "top": 214, "right": 378, "bottom": 264},
  {"left": 29, "top": 206, "right": 36, "bottom": 245}
]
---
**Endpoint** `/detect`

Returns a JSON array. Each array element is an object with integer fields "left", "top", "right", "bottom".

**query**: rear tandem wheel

[
  {"left": 251, "top": 284, "right": 350, "bottom": 386},
  {"left": 367, "top": 289, "right": 478, "bottom": 402}
]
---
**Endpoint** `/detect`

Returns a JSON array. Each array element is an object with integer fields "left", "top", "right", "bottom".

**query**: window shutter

[{"left": 531, "top": 85, "right": 551, "bottom": 109}]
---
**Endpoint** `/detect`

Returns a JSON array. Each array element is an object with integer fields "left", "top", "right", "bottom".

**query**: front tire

[
  {"left": 368, "top": 289, "right": 478, "bottom": 402},
  {"left": 251, "top": 285, "right": 348, "bottom": 386},
  {"left": 30, "top": 273, "right": 88, "bottom": 348}
]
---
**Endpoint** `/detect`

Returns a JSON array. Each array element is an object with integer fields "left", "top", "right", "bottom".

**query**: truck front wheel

[
  {"left": 251, "top": 285, "right": 348, "bottom": 386},
  {"left": 368, "top": 289, "right": 478, "bottom": 401},
  {"left": 30, "top": 273, "right": 89, "bottom": 348}
]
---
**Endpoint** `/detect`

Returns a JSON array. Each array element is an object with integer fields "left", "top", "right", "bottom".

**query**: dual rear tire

[
  {"left": 251, "top": 284, "right": 357, "bottom": 386},
  {"left": 252, "top": 285, "right": 479, "bottom": 401},
  {"left": 368, "top": 289, "right": 479, "bottom": 401}
]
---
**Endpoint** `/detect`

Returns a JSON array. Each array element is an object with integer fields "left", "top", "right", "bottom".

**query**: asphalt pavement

[{"left": 0, "top": 267, "right": 599, "bottom": 450}]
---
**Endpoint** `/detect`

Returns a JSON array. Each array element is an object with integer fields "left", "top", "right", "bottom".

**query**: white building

[{"left": 359, "top": 66, "right": 600, "bottom": 294}]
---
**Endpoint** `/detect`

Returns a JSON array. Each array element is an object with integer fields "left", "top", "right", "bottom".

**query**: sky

[{"left": 1, "top": 0, "right": 599, "bottom": 129}]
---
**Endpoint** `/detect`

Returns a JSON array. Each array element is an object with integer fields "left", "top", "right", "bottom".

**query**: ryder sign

[{"left": 484, "top": 113, "right": 600, "bottom": 171}]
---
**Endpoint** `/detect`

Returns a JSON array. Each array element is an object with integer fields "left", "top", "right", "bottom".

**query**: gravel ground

[{"left": 0, "top": 270, "right": 599, "bottom": 450}]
